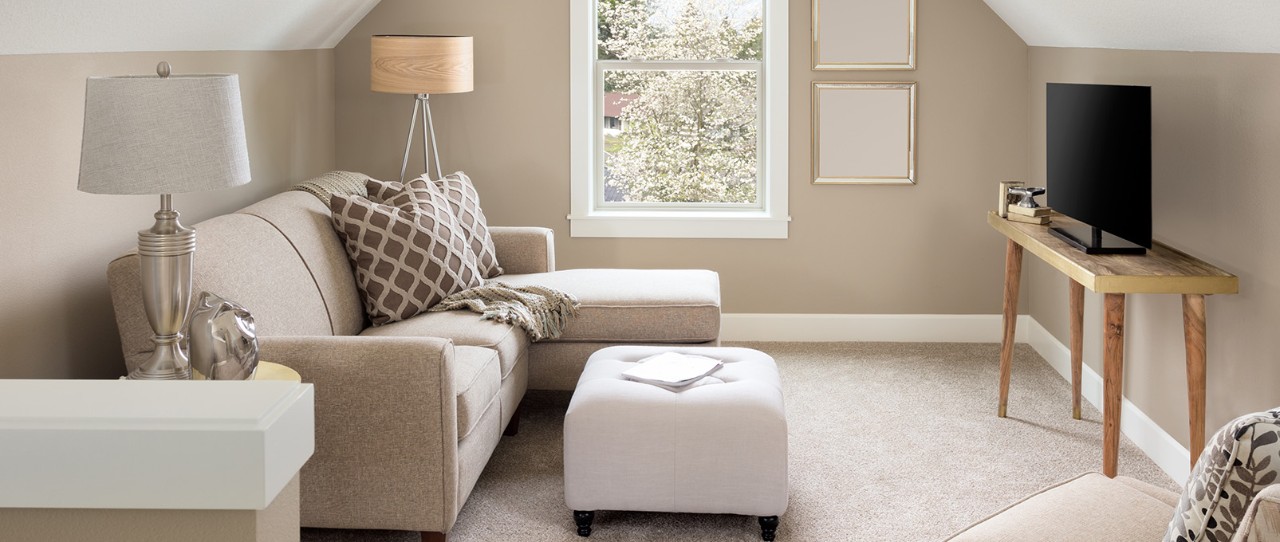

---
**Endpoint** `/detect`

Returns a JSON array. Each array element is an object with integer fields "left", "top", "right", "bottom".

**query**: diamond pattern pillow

[
  {"left": 365, "top": 178, "right": 403, "bottom": 203},
  {"left": 1166, "top": 408, "right": 1280, "bottom": 542},
  {"left": 435, "top": 172, "right": 502, "bottom": 278},
  {"left": 330, "top": 181, "right": 483, "bottom": 326}
]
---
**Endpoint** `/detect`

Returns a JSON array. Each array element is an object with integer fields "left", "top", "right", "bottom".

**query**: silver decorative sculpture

[{"left": 186, "top": 292, "right": 259, "bottom": 380}]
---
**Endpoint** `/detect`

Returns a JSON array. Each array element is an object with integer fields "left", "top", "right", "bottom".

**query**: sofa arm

[
  {"left": 490, "top": 226, "right": 555, "bottom": 274},
  {"left": 258, "top": 335, "right": 460, "bottom": 533},
  {"left": 1233, "top": 484, "right": 1280, "bottom": 542}
]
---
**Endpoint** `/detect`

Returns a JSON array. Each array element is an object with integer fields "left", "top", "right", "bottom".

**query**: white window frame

[{"left": 569, "top": 0, "right": 789, "bottom": 239}]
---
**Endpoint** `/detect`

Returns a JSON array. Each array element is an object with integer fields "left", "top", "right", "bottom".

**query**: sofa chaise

[{"left": 106, "top": 190, "right": 722, "bottom": 540}]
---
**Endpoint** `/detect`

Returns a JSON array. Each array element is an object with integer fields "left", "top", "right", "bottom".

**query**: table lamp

[
  {"left": 78, "top": 61, "right": 251, "bottom": 380},
  {"left": 370, "top": 35, "right": 474, "bottom": 182}
]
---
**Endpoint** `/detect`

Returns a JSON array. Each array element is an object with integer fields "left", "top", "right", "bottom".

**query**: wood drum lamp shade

[{"left": 371, "top": 35, "right": 473, "bottom": 94}]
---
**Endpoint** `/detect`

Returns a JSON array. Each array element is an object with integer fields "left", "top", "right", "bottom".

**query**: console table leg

[
  {"left": 998, "top": 239, "right": 1023, "bottom": 418},
  {"left": 1103, "top": 293, "right": 1125, "bottom": 478},
  {"left": 1070, "top": 279, "right": 1084, "bottom": 420},
  {"left": 1183, "top": 294, "right": 1207, "bottom": 467}
]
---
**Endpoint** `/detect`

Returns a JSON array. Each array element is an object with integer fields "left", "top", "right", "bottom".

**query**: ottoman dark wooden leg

[
  {"left": 759, "top": 515, "right": 779, "bottom": 541},
  {"left": 574, "top": 510, "right": 595, "bottom": 537}
]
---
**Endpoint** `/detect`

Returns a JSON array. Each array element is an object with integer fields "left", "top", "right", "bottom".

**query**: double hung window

[{"left": 569, "top": 0, "right": 788, "bottom": 238}]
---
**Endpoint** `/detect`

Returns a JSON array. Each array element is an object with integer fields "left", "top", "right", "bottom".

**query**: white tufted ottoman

[{"left": 563, "top": 346, "right": 789, "bottom": 540}]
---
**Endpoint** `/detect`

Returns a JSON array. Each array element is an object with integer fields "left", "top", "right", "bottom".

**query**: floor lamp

[
  {"left": 78, "top": 62, "right": 251, "bottom": 380},
  {"left": 370, "top": 35, "right": 474, "bottom": 182}
]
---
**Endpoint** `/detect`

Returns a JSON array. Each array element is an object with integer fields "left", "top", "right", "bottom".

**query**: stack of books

[
  {"left": 622, "top": 352, "right": 723, "bottom": 392},
  {"left": 1006, "top": 204, "right": 1052, "bottom": 225}
]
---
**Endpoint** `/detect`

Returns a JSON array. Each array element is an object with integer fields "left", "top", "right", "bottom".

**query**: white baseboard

[
  {"left": 720, "top": 313, "right": 1030, "bottom": 343},
  {"left": 720, "top": 312, "right": 1191, "bottom": 483},
  {"left": 1022, "top": 317, "right": 1191, "bottom": 483}
]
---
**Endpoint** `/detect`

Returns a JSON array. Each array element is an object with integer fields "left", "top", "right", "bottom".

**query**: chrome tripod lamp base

[
  {"left": 398, "top": 93, "right": 443, "bottom": 182},
  {"left": 128, "top": 194, "right": 195, "bottom": 380}
]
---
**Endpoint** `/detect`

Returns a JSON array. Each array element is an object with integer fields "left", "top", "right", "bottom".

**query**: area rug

[{"left": 303, "top": 342, "right": 1176, "bottom": 541}]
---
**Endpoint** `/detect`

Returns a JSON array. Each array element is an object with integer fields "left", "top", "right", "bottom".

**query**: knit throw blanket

[
  {"left": 430, "top": 282, "right": 580, "bottom": 342},
  {"left": 292, "top": 171, "right": 371, "bottom": 204}
]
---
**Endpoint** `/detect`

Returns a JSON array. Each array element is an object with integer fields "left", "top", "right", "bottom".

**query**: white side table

[{"left": 0, "top": 380, "right": 314, "bottom": 542}]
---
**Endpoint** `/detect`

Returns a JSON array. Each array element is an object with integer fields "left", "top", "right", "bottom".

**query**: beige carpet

[{"left": 303, "top": 342, "right": 1178, "bottom": 541}]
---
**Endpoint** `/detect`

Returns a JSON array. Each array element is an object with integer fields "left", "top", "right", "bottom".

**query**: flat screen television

[{"left": 1046, "top": 83, "right": 1152, "bottom": 255}]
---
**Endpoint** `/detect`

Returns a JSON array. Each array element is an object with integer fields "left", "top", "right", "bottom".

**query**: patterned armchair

[{"left": 947, "top": 408, "right": 1280, "bottom": 542}]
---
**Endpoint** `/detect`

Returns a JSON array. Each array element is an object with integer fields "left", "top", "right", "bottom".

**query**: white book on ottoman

[{"left": 621, "top": 352, "right": 723, "bottom": 390}]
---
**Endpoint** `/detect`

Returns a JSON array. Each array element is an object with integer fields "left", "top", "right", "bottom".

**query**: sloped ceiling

[
  {"left": 0, "top": 0, "right": 381, "bottom": 55},
  {"left": 984, "top": 0, "right": 1280, "bottom": 54}
]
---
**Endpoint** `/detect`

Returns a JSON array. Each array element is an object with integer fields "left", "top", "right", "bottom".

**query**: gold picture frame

[
  {"left": 812, "top": 82, "right": 917, "bottom": 185},
  {"left": 812, "top": 0, "right": 917, "bottom": 70}
]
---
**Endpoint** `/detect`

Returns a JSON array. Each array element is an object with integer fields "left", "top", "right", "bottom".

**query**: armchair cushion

[
  {"left": 1167, "top": 408, "right": 1280, "bottom": 542},
  {"left": 948, "top": 473, "right": 1176, "bottom": 541},
  {"left": 1234, "top": 484, "right": 1280, "bottom": 542}
]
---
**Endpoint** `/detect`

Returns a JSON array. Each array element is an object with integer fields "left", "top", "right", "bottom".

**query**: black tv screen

[{"left": 1047, "top": 83, "right": 1151, "bottom": 253}]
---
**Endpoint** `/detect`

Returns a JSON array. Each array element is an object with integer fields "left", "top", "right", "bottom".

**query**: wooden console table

[{"left": 988, "top": 211, "right": 1237, "bottom": 477}]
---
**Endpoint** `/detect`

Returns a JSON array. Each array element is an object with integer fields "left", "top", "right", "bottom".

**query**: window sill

[{"left": 568, "top": 211, "right": 790, "bottom": 239}]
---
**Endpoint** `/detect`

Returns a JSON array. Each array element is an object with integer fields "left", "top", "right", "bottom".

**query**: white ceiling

[
  {"left": 6, "top": 1, "right": 1276, "bottom": 56},
  {"left": 983, "top": 0, "right": 1280, "bottom": 54},
  {"left": 0, "top": 0, "right": 381, "bottom": 55}
]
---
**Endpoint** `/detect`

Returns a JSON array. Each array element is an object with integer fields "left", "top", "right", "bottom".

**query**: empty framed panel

[
  {"left": 812, "top": 0, "right": 916, "bottom": 70},
  {"left": 812, "top": 82, "right": 916, "bottom": 185}
]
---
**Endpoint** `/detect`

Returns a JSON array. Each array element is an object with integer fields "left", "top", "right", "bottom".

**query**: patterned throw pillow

[
  {"left": 435, "top": 172, "right": 503, "bottom": 278},
  {"left": 365, "top": 178, "right": 403, "bottom": 203},
  {"left": 1166, "top": 408, "right": 1280, "bottom": 542},
  {"left": 330, "top": 181, "right": 483, "bottom": 326}
]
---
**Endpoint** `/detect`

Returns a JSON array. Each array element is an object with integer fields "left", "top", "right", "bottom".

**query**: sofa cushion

[
  {"left": 499, "top": 269, "right": 720, "bottom": 343},
  {"left": 360, "top": 310, "right": 528, "bottom": 380},
  {"left": 435, "top": 172, "right": 502, "bottom": 279},
  {"left": 330, "top": 184, "right": 483, "bottom": 326},
  {"left": 1167, "top": 408, "right": 1280, "bottom": 542},
  {"left": 453, "top": 346, "right": 501, "bottom": 440},
  {"left": 947, "top": 473, "right": 1175, "bottom": 541}
]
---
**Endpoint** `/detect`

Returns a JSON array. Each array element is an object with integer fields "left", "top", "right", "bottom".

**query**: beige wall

[
  {"left": 334, "top": 0, "right": 1029, "bottom": 314},
  {"left": 1027, "top": 47, "right": 1280, "bottom": 446},
  {"left": 0, "top": 50, "right": 335, "bottom": 379}
]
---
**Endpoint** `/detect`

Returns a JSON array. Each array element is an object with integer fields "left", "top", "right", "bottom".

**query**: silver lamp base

[{"left": 128, "top": 194, "right": 195, "bottom": 380}]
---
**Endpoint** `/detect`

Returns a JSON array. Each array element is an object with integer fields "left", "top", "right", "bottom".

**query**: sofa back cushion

[
  {"left": 108, "top": 211, "right": 338, "bottom": 373},
  {"left": 238, "top": 191, "right": 366, "bottom": 336}
]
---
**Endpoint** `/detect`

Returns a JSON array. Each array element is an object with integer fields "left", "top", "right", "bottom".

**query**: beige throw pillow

[
  {"left": 435, "top": 172, "right": 503, "bottom": 278},
  {"left": 330, "top": 180, "right": 483, "bottom": 326}
]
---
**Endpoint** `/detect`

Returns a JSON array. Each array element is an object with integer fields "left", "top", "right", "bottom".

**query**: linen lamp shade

[
  {"left": 78, "top": 73, "right": 251, "bottom": 195},
  {"left": 371, "top": 35, "right": 474, "bottom": 95}
]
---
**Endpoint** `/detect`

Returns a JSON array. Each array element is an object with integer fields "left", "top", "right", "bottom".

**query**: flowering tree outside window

[{"left": 597, "top": 0, "right": 763, "bottom": 205}]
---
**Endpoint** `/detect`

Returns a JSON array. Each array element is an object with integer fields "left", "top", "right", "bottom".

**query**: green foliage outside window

[{"left": 598, "top": 0, "right": 763, "bottom": 204}]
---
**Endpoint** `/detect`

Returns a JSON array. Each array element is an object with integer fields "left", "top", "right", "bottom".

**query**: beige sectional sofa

[{"left": 106, "top": 190, "right": 721, "bottom": 540}]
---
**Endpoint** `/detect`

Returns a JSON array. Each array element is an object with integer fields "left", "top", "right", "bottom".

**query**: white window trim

[{"left": 568, "top": 0, "right": 789, "bottom": 239}]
